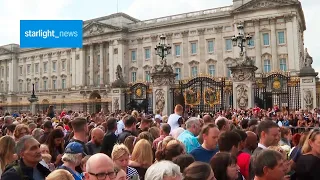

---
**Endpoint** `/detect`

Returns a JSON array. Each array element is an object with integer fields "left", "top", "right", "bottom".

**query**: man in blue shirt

[
  {"left": 190, "top": 123, "right": 220, "bottom": 163},
  {"left": 177, "top": 117, "right": 201, "bottom": 153}
]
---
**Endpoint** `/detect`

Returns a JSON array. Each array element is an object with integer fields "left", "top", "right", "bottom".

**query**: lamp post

[
  {"left": 231, "top": 24, "right": 252, "bottom": 57},
  {"left": 28, "top": 83, "right": 38, "bottom": 115},
  {"left": 154, "top": 34, "right": 171, "bottom": 66}
]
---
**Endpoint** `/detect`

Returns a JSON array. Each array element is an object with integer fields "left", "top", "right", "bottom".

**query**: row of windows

[
  {"left": 129, "top": 31, "right": 286, "bottom": 61},
  {"left": 17, "top": 79, "right": 67, "bottom": 92},
  {"left": 129, "top": 58, "right": 287, "bottom": 82},
  {"left": 19, "top": 60, "right": 71, "bottom": 75}
]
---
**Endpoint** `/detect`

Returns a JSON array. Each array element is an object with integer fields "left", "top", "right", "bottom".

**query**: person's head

[
  {"left": 85, "top": 153, "right": 115, "bottom": 180},
  {"left": 203, "top": 115, "right": 213, "bottom": 124},
  {"left": 218, "top": 131, "right": 241, "bottom": 156},
  {"left": 210, "top": 152, "right": 239, "bottom": 180},
  {"left": 257, "top": 120, "right": 280, "bottom": 147},
  {"left": 138, "top": 131, "right": 154, "bottom": 144},
  {"left": 149, "top": 126, "right": 160, "bottom": 140},
  {"left": 106, "top": 118, "right": 117, "bottom": 133},
  {"left": 14, "top": 124, "right": 30, "bottom": 140},
  {"left": 201, "top": 123, "right": 220, "bottom": 150},
  {"left": 28, "top": 123, "right": 37, "bottom": 133},
  {"left": 111, "top": 144, "right": 130, "bottom": 170},
  {"left": 156, "top": 141, "right": 185, "bottom": 161},
  {"left": 91, "top": 128, "right": 104, "bottom": 146},
  {"left": 160, "top": 123, "right": 171, "bottom": 136},
  {"left": 46, "top": 169, "right": 74, "bottom": 180},
  {"left": 291, "top": 133, "right": 301, "bottom": 147},
  {"left": 280, "top": 127, "right": 292, "bottom": 141},
  {"left": 43, "top": 120, "right": 53, "bottom": 132},
  {"left": 4, "top": 116, "right": 13, "bottom": 125},
  {"left": 123, "top": 136, "right": 136, "bottom": 154},
  {"left": 16, "top": 135, "right": 42, "bottom": 167},
  {"left": 184, "top": 161, "right": 215, "bottom": 180},
  {"left": 216, "top": 117, "right": 230, "bottom": 132},
  {"left": 245, "top": 131, "right": 258, "bottom": 151},
  {"left": 71, "top": 117, "right": 88, "bottom": 134},
  {"left": 233, "top": 129, "right": 247, "bottom": 150},
  {"left": 40, "top": 144, "right": 50, "bottom": 154},
  {"left": 131, "top": 139, "right": 153, "bottom": 167},
  {"left": 5, "top": 124, "right": 16, "bottom": 136},
  {"left": 62, "top": 142, "right": 85, "bottom": 166},
  {"left": 45, "top": 128, "right": 65, "bottom": 155},
  {"left": 140, "top": 118, "right": 152, "bottom": 131},
  {"left": 302, "top": 129, "right": 320, "bottom": 155},
  {"left": 174, "top": 105, "right": 183, "bottom": 116},
  {"left": 185, "top": 117, "right": 201, "bottom": 136},
  {"left": 0, "top": 136, "right": 16, "bottom": 171},
  {"left": 253, "top": 149, "right": 286, "bottom": 180},
  {"left": 172, "top": 154, "right": 195, "bottom": 173},
  {"left": 124, "top": 116, "right": 137, "bottom": 130},
  {"left": 145, "top": 160, "right": 183, "bottom": 180},
  {"left": 32, "top": 128, "right": 44, "bottom": 142},
  {"left": 81, "top": 155, "right": 91, "bottom": 173}
]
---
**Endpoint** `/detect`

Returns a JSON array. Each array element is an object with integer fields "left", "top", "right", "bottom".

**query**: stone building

[{"left": 0, "top": 0, "right": 307, "bottom": 113}]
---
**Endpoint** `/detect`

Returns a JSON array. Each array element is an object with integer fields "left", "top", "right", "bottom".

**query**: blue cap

[{"left": 65, "top": 142, "right": 84, "bottom": 154}]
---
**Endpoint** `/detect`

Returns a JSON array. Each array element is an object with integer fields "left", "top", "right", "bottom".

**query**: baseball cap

[{"left": 65, "top": 142, "right": 85, "bottom": 154}]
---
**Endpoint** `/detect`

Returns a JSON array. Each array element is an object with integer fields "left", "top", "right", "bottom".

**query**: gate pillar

[
  {"left": 111, "top": 65, "right": 128, "bottom": 112},
  {"left": 229, "top": 57, "right": 258, "bottom": 110},
  {"left": 298, "top": 48, "right": 318, "bottom": 111},
  {"left": 151, "top": 65, "right": 176, "bottom": 116}
]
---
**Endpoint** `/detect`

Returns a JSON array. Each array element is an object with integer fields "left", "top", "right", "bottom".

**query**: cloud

[{"left": 0, "top": 0, "right": 74, "bottom": 44}]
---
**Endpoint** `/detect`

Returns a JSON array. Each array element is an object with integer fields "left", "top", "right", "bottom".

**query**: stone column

[
  {"left": 108, "top": 40, "right": 114, "bottom": 83},
  {"left": 229, "top": 59, "right": 257, "bottom": 109},
  {"left": 71, "top": 49, "right": 76, "bottom": 87},
  {"left": 254, "top": 19, "right": 262, "bottom": 73},
  {"left": 286, "top": 15, "right": 296, "bottom": 71},
  {"left": 90, "top": 44, "right": 94, "bottom": 86},
  {"left": 151, "top": 66, "right": 176, "bottom": 115},
  {"left": 181, "top": 31, "right": 189, "bottom": 79},
  {"left": 99, "top": 43, "right": 104, "bottom": 85},
  {"left": 270, "top": 18, "right": 278, "bottom": 71},
  {"left": 198, "top": 28, "right": 206, "bottom": 73}
]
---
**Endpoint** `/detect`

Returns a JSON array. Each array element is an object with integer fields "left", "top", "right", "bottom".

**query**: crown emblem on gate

[{"left": 272, "top": 77, "right": 282, "bottom": 90}]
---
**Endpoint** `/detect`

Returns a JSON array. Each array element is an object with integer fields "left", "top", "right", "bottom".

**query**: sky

[{"left": 0, "top": 0, "right": 318, "bottom": 73}]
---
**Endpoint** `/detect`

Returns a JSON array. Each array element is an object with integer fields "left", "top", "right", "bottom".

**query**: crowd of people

[{"left": 0, "top": 104, "right": 318, "bottom": 180}]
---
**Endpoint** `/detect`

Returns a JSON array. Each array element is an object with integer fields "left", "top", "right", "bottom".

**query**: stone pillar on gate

[
  {"left": 298, "top": 48, "right": 318, "bottom": 111},
  {"left": 229, "top": 56, "right": 258, "bottom": 110},
  {"left": 151, "top": 65, "right": 176, "bottom": 116},
  {"left": 111, "top": 65, "right": 128, "bottom": 112}
]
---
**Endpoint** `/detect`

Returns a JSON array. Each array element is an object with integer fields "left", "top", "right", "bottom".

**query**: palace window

[
  {"left": 52, "top": 61, "right": 56, "bottom": 72},
  {"left": 62, "top": 79, "right": 66, "bottom": 89},
  {"left": 208, "top": 41, "right": 214, "bottom": 53},
  {"left": 280, "top": 58, "right": 287, "bottom": 71},
  {"left": 35, "top": 63, "right": 39, "bottom": 73},
  {"left": 87, "top": 56, "right": 90, "bottom": 66},
  {"left": 145, "top": 71, "right": 150, "bottom": 82},
  {"left": 52, "top": 80, "right": 56, "bottom": 90},
  {"left": 226, "top": 64, "right": 232, "bottom": 77},
  {"left": 263, "top": 33, "right": 270, "bottom": 46},
  {"left": 191, "top": 42, "right": 197, "bottom": 54},
  {"left": 43, "top": 80, "right": 47, "bottom": 90},
  {"left": 145, "top": 48, "right": 150, "bottom": 60},
  {"left": 97, "top": 55, "right": 100, "bottom": 66},
  {"left": 131, "top": 72, "right": 137, "bottom": 83},
  {"left": 62, "top": 61, "right": 66, "bottom": 71},
  {"left": 27, "top": 65, "right": 31, "bottom": 74},
  {"left": 19, "top": 66, "right": 23, "bottom": 75},
  {"left": 97, "top": 75, "right": 100, "bottom": 85},
  {"left": 248, "top": 36, "right": 255, "bottom": 47},
  {"left": 35, "top": 81, "right": 39, "bottom": 91},
  {"left": 278, "top": 31, "right": 285, "bottom": 44},
  {"left": 175, "top": 68, "right": 181, "bottom": 80},
  {"left": 225, "top": 39, "right": 232, "bottom": 51},
  {"left": 208, "top": 65, "right": 215, "bottom": 77},
  {"left": 264, "top": 59, "right": 271, "bottom": 73},
  {"left": 191, "top": 66, "right": 198, "bottom": 77},
  {"left": 27, "top": 82, "right": 30, "bottom": 91},
  {"left": 43, "top": 62, "right": 47, "bottom": 73},
  {"left": 19, "top": 82, "right": 22, "bottom": 92},
  {"left": 131, "top": 50, "right": 136, "bottom": 61},
  {"left": 1, "top": 68, "right": 3, "bottom": 77},
  {"left": 175, "top": 45, "right": 181, "bottom": 56}
]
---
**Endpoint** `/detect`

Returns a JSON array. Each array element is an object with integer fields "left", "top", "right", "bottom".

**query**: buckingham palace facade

[{"left": 0, "top": 0, "right": 307, "bottom": 113}]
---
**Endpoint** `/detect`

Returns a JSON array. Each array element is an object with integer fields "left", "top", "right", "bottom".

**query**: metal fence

[{"left": 289, "top": 127, "right": 319, "bottom": 134}]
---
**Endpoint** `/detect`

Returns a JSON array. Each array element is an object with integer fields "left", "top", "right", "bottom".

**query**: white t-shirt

[{"left": 167, "top": 113, "right": 181, "bottom": 133}]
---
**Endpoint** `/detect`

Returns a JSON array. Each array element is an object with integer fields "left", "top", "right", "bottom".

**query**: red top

[{"left": 237, "top": 152, "right": 251, "bottom": 179}]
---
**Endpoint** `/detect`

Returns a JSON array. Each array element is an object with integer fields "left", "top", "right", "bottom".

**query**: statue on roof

[
  {"left": 304, "top": 48, "right": 313, "bottom": 68},
  {"left": 116, "top": 65, "right": 123, "bottom": 80}
]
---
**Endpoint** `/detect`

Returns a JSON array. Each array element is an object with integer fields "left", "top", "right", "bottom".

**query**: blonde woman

[
  {"left": 129, "top": 139, "right": 153, "bottom": 180},
  {"left": 295, "top": 129, "right": 320, "bottom": 180},
  {"left": 112, "top": 144, "right": 139, "bottom": 180},
  {"left": 0, "top": 136, "right": 16, "bottom": 177},
  {"left": 13, "top": 124, "right": 30, "bottom": 141},
  {"left": 46, "top": 169, "right": 74, "bottom": 180}
]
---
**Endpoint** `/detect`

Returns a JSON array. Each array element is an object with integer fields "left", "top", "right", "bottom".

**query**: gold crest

[
  {"left": 135, "top": 88, "right": 142, "bottom": 97},
  {"left": 272, "top": 77, "right": 281, "bottom": 90}
]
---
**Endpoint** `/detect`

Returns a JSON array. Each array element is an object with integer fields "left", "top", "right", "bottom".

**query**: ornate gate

[
  {"left": 124, "top": 83, "right": 153, "bottom": 113},
  {"left": 171, "top": 77, "right": 232, "bottom": 114},
  {"left": 254, "top": 72, "right": 300, "bottom": 110}
]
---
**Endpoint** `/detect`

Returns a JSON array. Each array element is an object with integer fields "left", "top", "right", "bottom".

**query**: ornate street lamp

[
  {"left": 154, "top": 34, "right": 171, "bottom": 66},
  {"left": 28, "top": 83, "right": 38, "bottom": 114},
  {"left": 231, "top": 24, "right": 252, "bottom": 57}
]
